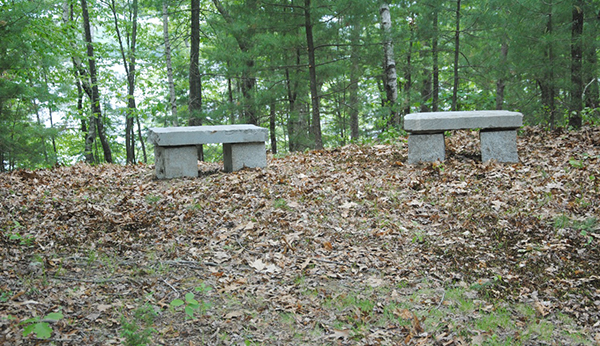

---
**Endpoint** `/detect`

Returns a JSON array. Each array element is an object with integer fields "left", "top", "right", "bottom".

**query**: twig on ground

[{"left": 162, "top": 279, "right": 178, "bottom": 293}]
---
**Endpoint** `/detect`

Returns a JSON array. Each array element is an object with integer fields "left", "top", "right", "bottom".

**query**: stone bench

[
  {"left": 404, "top": 110, "right": 523, "bottom": 164},
  {"left": 148, "top": 125, "right": 268, "bottom": 179}
]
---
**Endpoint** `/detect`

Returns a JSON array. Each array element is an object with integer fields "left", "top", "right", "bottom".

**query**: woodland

[
  {"left": 0, "top": 0, "right": 599, "bottom": 168},
  {"left": 1, "top": 0, "right": 600, "bottom": 345}
]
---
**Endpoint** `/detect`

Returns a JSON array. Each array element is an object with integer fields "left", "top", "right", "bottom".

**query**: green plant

[
  {"left": 19, "top": 311, "right": 63, "bottom": 339},
  {"left": 145, "top": 194, "right": 161, "bottom": 204},
  {"left": 568, "top": 158, "right": 584, "bottom": 169},
  {"left": 3, "top": 221, "right": 34, "bottom": 246},
  {"left": 273, "top": 198, "right": 289, "bottom": 210},
  {"left": 120, "top": 304, "right": 157, "bottom": 346},
  {"left": 553, "top": 214, "right": 570, "bottom": 229},
  {"left": 412, "top": 230, "right": 426, "bottom": 243},
  {"left": 170, "top": 284, "right": 212, "bottom": 320},
  {"left": 0, "top": 290, "right": 12, "bottom": 302}
]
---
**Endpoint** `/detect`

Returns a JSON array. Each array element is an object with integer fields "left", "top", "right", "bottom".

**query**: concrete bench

[
  {"left": 404, "top": 110, "right": 523, "bottom": 164},
  {"left": 148, "top": 125, "right": 268, "bottom": 179}
]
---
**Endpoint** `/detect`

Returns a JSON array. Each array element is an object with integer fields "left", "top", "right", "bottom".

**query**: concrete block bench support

[
  {"left": 148, "top": 125, "right": 268, "bottom": 179},
  {"left": 404, "top": 111, "right": 523, "bottom": 164}
]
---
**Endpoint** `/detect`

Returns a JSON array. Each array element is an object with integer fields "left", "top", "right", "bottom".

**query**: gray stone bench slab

[
  {"left": 404, "top": 110, "right": 523, "bottom": 163},
  {"left": 148, "top": 125, "right": 268, "bottom": 179}
]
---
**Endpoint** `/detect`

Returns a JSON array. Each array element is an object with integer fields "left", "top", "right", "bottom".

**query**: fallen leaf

[
  {"left": 534, "top": 301, "right": 548, "bottom": 317},
  {"left": 96, "top": 304, "right": 112, "bottom": 312},
  {"left": 329, "top": 329, "right": 350, "bottom": 339}
]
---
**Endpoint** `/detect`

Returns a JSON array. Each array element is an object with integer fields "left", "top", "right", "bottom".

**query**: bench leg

[
  {"left": 154, "top": 146, "right": 198, "bottom": 179},
  {"left": 480, "top": 129, "right": 518, "bottom": 163},
  {"left": 407, "top": 133, "right": 445, "bottom": 164},
  {"left": 223, "top": 142, "right": 267, "bottom": 172}
]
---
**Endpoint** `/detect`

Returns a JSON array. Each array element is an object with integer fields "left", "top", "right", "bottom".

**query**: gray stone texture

[
  {"left": 404, "top": 110, "right": 523, "bottom": 133},
  {"left": 408, "top": 133, "right": 445, "bottom": 163},
  {"left": 480, "top": 129, "right": 519, "bottom": 163},
  {"left": 148, "top": 124, "right": 267, "bottom": 146},
  {"left": 223, "top": 142, "right": 267, "bottom": 172},
  {"left": 150, "top": 124, "right": 268, "bottom": 179},
  {"left": 154, "top": 146, "right": 198, "bottom": 179}
]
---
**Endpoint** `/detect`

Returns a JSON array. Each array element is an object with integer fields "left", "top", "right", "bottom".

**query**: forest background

[{"left": 1, "top": 0, "right": 600, "bottom": 170}]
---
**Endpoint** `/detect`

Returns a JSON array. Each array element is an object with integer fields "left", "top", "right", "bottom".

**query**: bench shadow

[
  {"left": 447, "top": 151, "right": 481, "bottom": 163},
  {"left": 198, "top": 162, "right": 224, "bottom": 177}
]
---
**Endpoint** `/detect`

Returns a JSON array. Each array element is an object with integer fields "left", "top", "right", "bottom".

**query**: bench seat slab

[
  {"left": 224, "top": 142, "right": 267, "bottom": 172},
  {"left": 480, "top": 129, "right": 518, "bottom": 163},
  {"left": 405, "top": 110, "right": 523, "bottom": 133},
  {"left": 408, "top": 133, "right": 445, "bottom": 164}
]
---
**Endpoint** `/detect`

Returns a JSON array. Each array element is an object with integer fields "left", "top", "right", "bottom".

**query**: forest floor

[{"left": 1, "top": 127, "right": 600, "bottom": 346}]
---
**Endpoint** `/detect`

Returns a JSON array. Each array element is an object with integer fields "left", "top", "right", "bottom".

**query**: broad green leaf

[
  {"left": 185, "top": 292, "right": 197, "bottom": 304},
  {"left": 184, "top": 305, "right": 195, "bottom": 319},
  {"left": 22, "top": 323, "right": 35, "bottom": 337},
  {"left": 170, "top": 299, "right": 185, "bottom": 307},
  {"left": 44, "top": 312, "right": 63, "bottom": 321},
  {"left": 32, "top": 322, "right": 52, "bottom": 339}
]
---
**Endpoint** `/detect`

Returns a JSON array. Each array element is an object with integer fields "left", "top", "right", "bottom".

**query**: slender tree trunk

[
  {"left": 349, "top": 22, "right": 360, "bottom": 140},
  {"left": 583, "top": 8, "right": 599, "bottom": 114},
  {"left": 269, "top": 102, "right": 277, "bottom": 154},
  {"left": 305, "top": 0, "right": 322, "bottom": 149},
  {"left": 403, "top": 23, "right": 413, "bottom": 116},
  {"left": 569, "top": 0, "right": 584, "bottom": 129},
  {"left": 212, "top": 0, "right": 257, "bottom": 125},
  {"left": 136, "top": 113, "right": 147, "bottom": 163},
  {"left": 127, "top": 0, "right": 138, "bottom": 163},
  {"left": 189, "top": 0, "right": 202, "bottom": 126},
  {"left": 42, "top": 73, "right": 57, "bottom": 157},
  {"left": 420, "top": 48, "right": 431, "bottom": 112},
  {"left": 189, "top": 0, "right": 203, "bottom": 160},
  {"left": 286, "top": 68, "right": 299, "bottom": 152},
  {"left": 48, "top": 102, "right": 57, "bottom": 156},
  {"left": 33, "top": 101, "right": 49, "bottom": 163},
  {"left": 163, "top": 1, "right": 178, "bottom": 126},
  {"left": 432, "top": 7, "right": 439, "bottom": 112},
  {"left": 76, "top": 77, "right": 87, "bottom": 138},
  {"left": 496, "top": 42, "right": 508, "bottom": 110},
  {"left": 380, "top": 3, "right": 398, "bottom": 126},
  {"left": 81, "top": 0, "right": 113, "bottom": 163},
  {"left": 63, "top": 1, "right": 90, "bottom": 150},
  {"left": 110, "top": 0, "right": 138, "bottom": 164},
  {"left": 452, "top": 0, "right": 461, "bottom": 111},
  {"left": 539, "top": 4, "right": 557, "bottom": 127}
]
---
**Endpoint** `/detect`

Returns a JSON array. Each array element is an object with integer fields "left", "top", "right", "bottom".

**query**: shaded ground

[{"left": 1, "top": 126, "right": 599, "bottom": 345}]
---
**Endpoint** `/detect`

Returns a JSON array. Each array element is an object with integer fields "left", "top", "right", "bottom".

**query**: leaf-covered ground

[{"left": 1, "top": 127, "right": 599, "bottom": 345}]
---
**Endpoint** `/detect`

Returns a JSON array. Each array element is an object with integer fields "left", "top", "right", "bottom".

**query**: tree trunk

[
  {"left": 110, "top": 0, "right": 138, "bottom": 164},
  {"left": 163, "top": 1, "right": 178, "bottom": 126},
  {"left": 452, "top": 0, "right": 461, "bottom": 111},
  {"left": 583, "top": 8, "right": 599, "bottom": 114},
  {"left": 81, "top": 0, "right": 112, "bottom": 163},
  {"left": 136, "top": 112, "right": 147, "bottom": 163},
  {"left": 380, "top": 3, "right": 398, "bottom": 126},
  {"left": 539, "top": 4, "right": 556, "bottom": 127},
  {"left": 349, "top": 20, "right": 360, "bottom": 140},
  {"left": 432, "top": 7, "right": 439, "bottom": 112},
  {"left": 189, "top": 0, "right": 203, "bottom": 160},
  {"left": 212, "top": 0, "right": 257, "bottom": 125},
  {"left": 403, "top": 22, "right": 413, "bottom": 116},
  {"left": 285, "top": 67, "right": 300, "bottom": 152},
  {"left": 127, "top": 0, "right": 138, "bottom": 163},
  {"left": 420, "top": 48, "right": 431, "bottom": 112},
  {"left": 269, "top": 102, "right": 277, "bottom": 154},
  {"left": 569, "top": 0, "right": 583, "bottom": 129},
  {"left": 496, "top": 42, "right": 508, "bottom": 110},
  {"left": 305, "top": 0, "right": 322, "bottom": 149}
]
